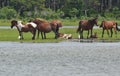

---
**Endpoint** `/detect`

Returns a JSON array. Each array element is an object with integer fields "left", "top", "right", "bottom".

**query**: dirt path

[{"left": 0, "top": 42, "right": 120, "bottom": 76}]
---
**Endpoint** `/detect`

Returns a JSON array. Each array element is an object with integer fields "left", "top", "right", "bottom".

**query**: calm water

[{"left": 0, "top": 41, "right": 120, "bottom": 76}]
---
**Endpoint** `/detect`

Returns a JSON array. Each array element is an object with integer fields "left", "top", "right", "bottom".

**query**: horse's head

[
  {"left": 99, "top": 21, "right": 105, "bottom": 28},
  {"left": 11, "top": 20, "right": 18, "bottom": 28},
  {"left": 92, "top": 18, "right": 98, "bottom": 26},
  {"left": 56, "top": 20, "right": 62, "bottom": 27},
  {"left": 50, "top": 20, "right": 63, "bottom": 39}
]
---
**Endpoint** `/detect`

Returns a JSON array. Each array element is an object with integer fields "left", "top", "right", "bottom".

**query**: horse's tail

[
  {"left": 116, "top": 23, "right": 120, "bottom": 31},
  {"left": 76, "top": 21, "right": 81, "bottom": 33}
]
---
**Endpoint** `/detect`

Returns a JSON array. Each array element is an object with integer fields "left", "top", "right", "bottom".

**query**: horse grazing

[
  {"left": 32, "top": 18, "right": 62, "bottom": 39},
  {"left": 77, "top": 18, "right": 98, "bottom": 39},
  {"left": 100, "top": 21, "right": 120, "bottom": 38},
  {"left": 11, "top": 20, "right": 37, "bottom": 40}
]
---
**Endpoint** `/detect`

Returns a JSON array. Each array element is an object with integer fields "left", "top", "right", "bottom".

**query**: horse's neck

[
  {"left": 89, "top": 20, "right": 95, "bottom": 27},
  {"left": 17, "top": 23, "right": 25, "bottom": 31}
]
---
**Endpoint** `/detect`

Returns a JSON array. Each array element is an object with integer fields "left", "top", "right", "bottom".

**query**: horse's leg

[
  {"left": 53, "top": 25, "right": 59, "bottom": 39},
  {"left": 80, "top": 29, "right": 83, "bottom": 39},
  {"left": 114, "top": 28, "right": 117, "bottom": 37},
  {"left": 44, "top": 32, "right": 46, "bottom": 39},
  {"left": 106, "top": 29, "right": 110, "bottom": 37},
  {"left": 37, "top": 30, "right": 40, "bottom": 39},
  {"left": 20, "top": 32, "right": 24, "bottom": 40},
  {"left": 55, "top": 32, "right": 58, "bottom": 39},
  {"left": 110, "top": 28, "right": 113, "bottom": 37},
  {"left": 91, "top": 29, "right": 93, "bottom": 38},
  {"left": 55, "top": 25, "right": 59, "bottom": 39},
  {"left": 87, "top": 30, "right": 89, "bottom": 39},
  {"left": 41, "top": 32, "right": 44, "bottom": 39},
  {"left": 102, "top": 29, "right": 104, "bottom": 38},
  {"left": 18, "top": 31, "right": 22, "bottom": 40},
  {"left": 32, "top": 29, "right": 36, "bottom": 40}
]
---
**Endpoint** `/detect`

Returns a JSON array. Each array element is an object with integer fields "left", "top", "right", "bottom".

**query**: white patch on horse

[
  {"left": 78, "top": 35, "right": 80, "bottom": 39},
  {"left": 18, "top": 36, "right": 21, "bottom": 39},
  {"left": 17, "top": 21, "right": 25, "bottom": 31},
  {"left": 27, "top": 22, "right": 37, "bottom": 28}
]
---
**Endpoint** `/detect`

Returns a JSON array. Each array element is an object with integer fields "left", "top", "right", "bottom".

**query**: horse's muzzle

[{"left": 11, "top": 25, "right": 14, "bottom": 28}]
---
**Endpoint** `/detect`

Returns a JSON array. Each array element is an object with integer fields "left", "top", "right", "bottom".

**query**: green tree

[{"left": 10, "top": 0, "right": 45, "bottom": 18}]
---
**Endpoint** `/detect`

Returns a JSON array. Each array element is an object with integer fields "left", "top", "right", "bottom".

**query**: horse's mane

[{"left": 89, "top": 18, "right": 97, "bottom": 21}]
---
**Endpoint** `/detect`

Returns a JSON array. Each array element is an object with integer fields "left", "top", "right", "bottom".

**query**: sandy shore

[{"left": 0, "top": 41, "right": 120, "bottom": 76}]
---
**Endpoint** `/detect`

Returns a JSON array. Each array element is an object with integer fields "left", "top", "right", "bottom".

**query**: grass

[
  {"left": 0, "top": 28, "right": 120, "bottom": 42},
  {"left": 0, "top": 19, "right": 10, "bottom": 26},
  {"left": 0, "top": 29, "right": 64, "bottom": 43},
  {"left": 1, "top": 17, "right": 120, "bottom": 26}
]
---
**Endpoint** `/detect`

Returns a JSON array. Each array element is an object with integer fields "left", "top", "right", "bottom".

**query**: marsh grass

[{"left": 0, "top": 28, "right": 120, "bottom": 42}]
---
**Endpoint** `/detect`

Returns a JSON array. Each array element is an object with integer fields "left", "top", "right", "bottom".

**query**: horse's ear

[{"left": 11, "top": 20, "right": 17, "bottom": 23}]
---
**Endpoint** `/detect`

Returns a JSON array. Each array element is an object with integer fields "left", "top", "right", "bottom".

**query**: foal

[{"left": 11, "top": 20, "right": 37, "bottom": 40}]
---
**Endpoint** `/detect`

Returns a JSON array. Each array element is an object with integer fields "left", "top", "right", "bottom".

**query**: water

[{"left": 0, "top": 42, "right": 120, "bottom": 76}]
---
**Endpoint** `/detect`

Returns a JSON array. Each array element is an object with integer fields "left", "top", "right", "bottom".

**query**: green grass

[
  {"left": 0, "top": 29, "right": 64, "bottom": 42},
  {"left": 1, "top": 18, "right": 120, "bottom": 26},
  {"left": 1, "top": 28, "right": 120, "bottom": 42},
  {"left": 0, "top": 19, "right": 10, "bottom": 26}
]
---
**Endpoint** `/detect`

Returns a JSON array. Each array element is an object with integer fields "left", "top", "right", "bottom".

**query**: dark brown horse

[
  {"left": 11, "top": 20, "right": 37, "bottom": 40},
  {"left": 100, "top": 21, "right": 120, "bottom": 37},
  {"left": 32, "top": 18, "right": 62, "bottom": 39},
  {"left": 77, "top": 18, "right": 98, "bottom": 39}
]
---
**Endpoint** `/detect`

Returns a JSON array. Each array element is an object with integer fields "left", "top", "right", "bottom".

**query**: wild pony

[
  {"left": 100, "top": 21, "right": 120, "bottom": 37},
  {"left": 11, "top": 20, "right": 37, "bottom": 40},
  {"left": 31, "top": 18, "right": 62, "bottom": 39},
  {"left": 77, "top": 18, "right": 98, "bottom": 39}
]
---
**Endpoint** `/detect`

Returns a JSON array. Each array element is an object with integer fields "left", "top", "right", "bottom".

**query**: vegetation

[
  {"left": 0, "top": 0, "right": 120, "bottom": 42},
  {"left": 0, "top": 0, "right": 120, "bottom": 20},
  {"left": 0, "top": 28, "right": 120, "bottom": 42}
]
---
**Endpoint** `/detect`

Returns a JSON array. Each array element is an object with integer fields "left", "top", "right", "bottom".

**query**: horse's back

[
  {"left": 79, "top": 20, "right": 93, "bottom": 30},
  {"left": 37, "top": 20, "right": 52, "bottom": 33},
  {"left": 102, "top": 21, "right": 116, "bottom": 28},
  {"left": 79, "top": 20, "right": 88, "bottom": 25}
]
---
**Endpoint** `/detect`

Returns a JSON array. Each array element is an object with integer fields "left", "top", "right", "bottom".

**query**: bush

[
  {"left": 0, "top": 7, "right": 17, "bottom": 19},
  {"left": 69, "top": 8, "right": 79, "bottom": 17},
  {"left": 104, "top": 12, "right": 114, "bottom": 18},
  {"left": 40, "top": 9, "right": 64, "bottom": 19}
]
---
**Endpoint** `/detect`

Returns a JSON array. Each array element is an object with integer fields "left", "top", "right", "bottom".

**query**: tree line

[{"left": 0, "top": 0, "right": 120, "bottom": 19}]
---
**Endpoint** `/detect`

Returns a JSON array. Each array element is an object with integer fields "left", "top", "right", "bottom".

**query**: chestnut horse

[
  {"left": 32, "top": 18, "right": 62, "bottom": 39},
  {"left": 100, "top": 21, "right": 120, "bottom": 37},
  {"left": 11, "top": 20, "right": 37, "bottom": 40},
  {"left": 77, "top": 18, "right": 98, "bottom": 39}
]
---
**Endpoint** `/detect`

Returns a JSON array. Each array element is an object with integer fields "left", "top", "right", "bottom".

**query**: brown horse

[
  {"left": 100, "top": 21, "right": 120, "bottom": 37},
  {"left": 11, "top": 20, "right": 37, "bottom": 40},
  {"left": 77, "top": 18, "right": 98, "bottom": 39},
  {"left": 32, "top": 18, "right": 62, "bottom": 39}
]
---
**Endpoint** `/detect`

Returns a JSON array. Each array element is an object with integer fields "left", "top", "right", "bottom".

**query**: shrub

[{"left": 0, "top": 7, "right": 17, "bottom": 19}]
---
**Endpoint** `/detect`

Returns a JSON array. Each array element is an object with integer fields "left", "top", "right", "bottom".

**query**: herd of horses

[
  {"left": 11, "top": 18, "right": 62, "bottom": 40},
  {"left": 11, "top": 18, "right": 120, "bottom": 40}
]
